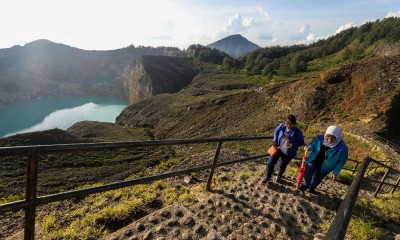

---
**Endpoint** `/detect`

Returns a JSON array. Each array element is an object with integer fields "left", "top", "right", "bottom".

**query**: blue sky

[{"left": 1, "top": 0, "right": 400, "bottom": 50}]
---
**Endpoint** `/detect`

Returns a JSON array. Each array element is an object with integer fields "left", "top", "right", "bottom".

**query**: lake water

[{"left": 0, "top": 96, "right": 128, "bottom": 137}]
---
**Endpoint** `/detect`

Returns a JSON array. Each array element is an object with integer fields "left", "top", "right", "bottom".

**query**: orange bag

[{"left": 268, "top": 145, "right": 279, "bottom": 157}]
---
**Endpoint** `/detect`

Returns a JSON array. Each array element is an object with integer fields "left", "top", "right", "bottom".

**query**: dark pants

[
  {"left": 303, "top": 161, "right": 330, "bottom": 189},
  {"left": 265, "top": 150, "right": 292, "bottom": 179}
]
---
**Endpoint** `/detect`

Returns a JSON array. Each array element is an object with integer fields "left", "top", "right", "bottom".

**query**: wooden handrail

[
  {"left": 0, "top": 136, "right": 272, "bottom": 239},
  {"left": 325, "top": 156, "right": 371, "bottom": 240}
]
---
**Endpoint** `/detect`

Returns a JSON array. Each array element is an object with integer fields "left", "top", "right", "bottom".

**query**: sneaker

[
  {"left": 275, "top": 176, "right": 282, "bottom": 183},
  {"left": 261, "top": 178, "right": 271, "bottom": 184},
  {"left": 309, "top": 188, "right": 317, "bottom": 194},
  {"left": 299, "top": 185, "right": 308, "bottom": 192}
]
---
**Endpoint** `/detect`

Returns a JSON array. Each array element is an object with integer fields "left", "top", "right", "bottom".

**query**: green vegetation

[
  {"left": 346, "top": 191, "right": 400, "bottom": 239},
  {"left": 347, "top": 216, "right": 383, "bottom": 240},
  {"left": 237, "top": 171, "right": 251, "bottom": 181},
  {"left": 158, "top": 157, "right": 182, "bottom": 171},
  {"left": 239, "top": 17, "right": 400, "bottom": 78},
  {"left": 187, "top": 44, "right": 230, "bottom": 64},
  {"left": 337, "top": 169, "right": 355, "bottom": 185},
  {"left": 38, "top": 181, "right": 196, "bottom": 239}
]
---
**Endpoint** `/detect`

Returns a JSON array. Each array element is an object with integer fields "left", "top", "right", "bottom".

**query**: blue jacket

[
  {"left": 307, "top": 135, "right": 348, "bottom": 175},
  {"left": 273, "top": 122, "right": 304, "bottom": 158}
]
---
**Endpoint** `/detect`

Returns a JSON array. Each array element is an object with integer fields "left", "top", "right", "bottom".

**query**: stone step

[
  {"left": 104, "top": 162, "right": 350, "bottom": 240},
  {"left": 104, "top": 204, "right": 221, "bottom": 240}
]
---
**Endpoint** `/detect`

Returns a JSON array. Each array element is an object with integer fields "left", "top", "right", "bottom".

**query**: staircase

[{"left": 104, "top": 162, "right": 349, "bottom": 240}]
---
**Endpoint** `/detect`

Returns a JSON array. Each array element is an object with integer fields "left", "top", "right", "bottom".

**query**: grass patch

[
  {"left": 337, "top": 169, "right": 355, "bottom": 185},
  {"left": 0, "top": 193, "right": 25, "bottom": 204},
  {"left": 38, "top": 180, "right": 197, "bottom": 239},
  {"left": 158, "top": 157, "right": 182, "bottom": 171},
  {"left": 213, "top": 173, "right": 234, "bottom": 187},
  {"left": 369, "top": 148, "right": 387, "bottom": 160},
  {"left": 344, "top": 192, "right": 400, "bottom": 240},
  {"left": 347, "top": 215, "right": 383, "bottom": 240},
  {"left": 237, "top": 171, "right": 251, "bottom": 181}
]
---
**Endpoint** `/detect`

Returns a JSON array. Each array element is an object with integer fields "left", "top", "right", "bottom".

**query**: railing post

[
  {"left": 373, "top": 168, "right": 390, "bottom": 197},
  {"left": 25, "top": 152, "right": 39, "bottom": 240},
  {"left": 391, "top": 176, "right": 400, "bottom": 194},
  {"left": 352, "top": 162, "right": 359, "bottom": 174},
  {"left": 324, "top": 156, "right": 371, "bottom": 240},
  {"left": 206, "top": 141, "right": 223, "bottom": 191}
]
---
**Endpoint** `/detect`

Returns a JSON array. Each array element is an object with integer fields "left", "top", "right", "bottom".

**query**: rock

[
  {"left": 182, "top": 232, "right": 191, "bottom": 240},
  {"left": 167, "top": 219, "right": 178, "bottom": 226},
  {"left": 109, "top": 236, "right": 118, "bottom": 240},
  {"left": 182, "top": 216, "right": 195, "bottom": 226},
  {"left": 207, "top": 232, "right": 218, "bottom": 240},
  {"left": 136, "top": 223, "right": 145, "bottom": 231},
  {"left": 260, "top": 221, "right": 268, "bottom": 228},
  {"left": 129, "top": 236, "right": 139, "bottom": 240},
  {"left": 194, "top": 224, "right": 204, "bottom": 233},
  {"left": 313, "top": 233, "right": 325, "bottom": 240},
  {"left": 124, "top": 228, "right": 132, "bottom": 236},
  {"left": 156, "top": 226, "right": 166, "bottom": 234},
  {"left": 149, "top": 216, "right": 159, "bottom": 224},
  {"left": 161, "top": 210, "right": 170, "bottom": 218},
  {"left": 184, "top": 175, "right": 193, "bottom": 184},
  {"left": 172, "top": 228, "right": 180, "bottom": 236},
  {"left": 174, "top": 209, "right": 183, "bottom": 217},
  {"left": 395, "top": 234, "right": 400, "bottom": 240},
  {"left": 143, "top": 231, "right": 153, "bottom": 240}
]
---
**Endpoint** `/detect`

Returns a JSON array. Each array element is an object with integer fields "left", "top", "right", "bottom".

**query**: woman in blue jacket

[
  {"left": 299, "top": 126, "right": 348, "bottom": 194},
  {"left": 262, "top": 115, "right": 304, "bottom": 184}
]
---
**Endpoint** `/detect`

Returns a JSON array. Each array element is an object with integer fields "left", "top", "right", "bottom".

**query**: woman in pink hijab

[{"left": 299, "top": 126, "right": 348, "bottom": 194}]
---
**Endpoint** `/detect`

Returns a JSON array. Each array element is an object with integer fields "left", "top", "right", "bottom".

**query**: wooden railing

[
  {"left": 324, "top": 156, "right": 400, "bottom": 240},
  {"left": 1, "top": 136, "right": 399, "bottom": 240},
  {"left": 0, "top": 136, "right": 272, "bottom": 240}
]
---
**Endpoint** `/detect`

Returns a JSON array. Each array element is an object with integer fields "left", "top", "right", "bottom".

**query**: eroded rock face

[{"left": 121, "top": 56, "right": 198, "bottom": 104}]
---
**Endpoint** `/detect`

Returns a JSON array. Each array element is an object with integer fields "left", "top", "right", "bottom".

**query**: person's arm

[
  {"left": 304, "top": 135, "right": 319, "bottom": 152},
  {"left": 273, "top": 123, "right": 283, "bottom": 146},
  {"left": 291, "top": 128, "right": 304, "bottom": 148}
]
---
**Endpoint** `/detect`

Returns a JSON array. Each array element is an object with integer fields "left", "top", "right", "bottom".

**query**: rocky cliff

[
  {"left": 0, "top": 40, "right": 183, "bottom": 105},
  {"left": 121, "top": 56, "right": 198, "bottom": 104}
]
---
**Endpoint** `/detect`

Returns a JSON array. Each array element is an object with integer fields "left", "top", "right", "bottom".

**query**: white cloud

[
  {"left": 243, "top": 17, "right": 255, "bottom": 27},
  {"left": 335, "top": 23, "right": 357, "bottom": 34},
  {"left": 217, "top": 14, "right": 255, "bottom": 38},
  {"left": 289, "top": 24, "right": 312, "bottom": 40},
  {"left": 258, "top": 7, "right": 272, "bottom": 22},
  {"left": 385, "top": 10, "right": 400, "bottom": 18}
]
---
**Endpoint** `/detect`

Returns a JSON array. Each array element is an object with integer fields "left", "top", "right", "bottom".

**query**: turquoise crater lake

[{"left": 0, "top": 96, "right": 128, "bottom": 137}]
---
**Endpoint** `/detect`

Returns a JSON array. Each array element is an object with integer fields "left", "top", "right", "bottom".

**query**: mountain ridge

[
  {"left": 207, "top": 34, "right": 260, "bottom": 58},
  {"left": 0, "top": 40, "right": 184, "bottom": 105}
]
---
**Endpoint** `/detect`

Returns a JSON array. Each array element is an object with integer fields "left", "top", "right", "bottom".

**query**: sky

[{"left": 1, "top": 0, "right": 400, "bottom": 50}]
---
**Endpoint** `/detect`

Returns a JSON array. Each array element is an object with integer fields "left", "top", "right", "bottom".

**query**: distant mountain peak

[{"left": 207, "top": 34, "right": 260, "bottom": 58}]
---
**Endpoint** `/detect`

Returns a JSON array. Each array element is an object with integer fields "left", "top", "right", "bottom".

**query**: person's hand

[
  {"left": 304, "top": 146, "right": 310, "bottom": 151},
  {"left": 332, "top": 174, "right": 337, "bottom": 181}
]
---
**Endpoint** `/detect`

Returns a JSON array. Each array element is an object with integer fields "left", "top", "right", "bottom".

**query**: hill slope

[
  {"left": 0, "top": 40, "right": 182, "bottom": 105},
  {"left": 116, "top": 55, "right": 400, "bottom": 144}
]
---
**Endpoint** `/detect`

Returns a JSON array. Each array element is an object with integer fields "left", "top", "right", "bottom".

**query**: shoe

[
  {"left": 299, "top": 185, "right": 308, "bottom": 192},
  {"left": 275, "top": 176, "right": 282, "bottom": 183},
  {"left": 309, "top": 188, "right": 317, "bottom": 194},
  {"left": 261, "top": 178, "right": 271, "bottom": 184}
]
